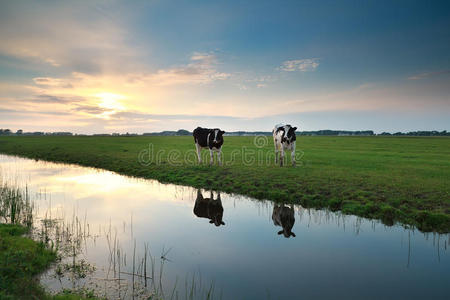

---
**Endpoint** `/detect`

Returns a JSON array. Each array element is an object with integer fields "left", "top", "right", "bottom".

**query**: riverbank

[
  {"left": 0, "top": 224, "right": 100, "bottom": 299},
  {"left": 0, "top": 175, "right": 101, "bottom": 299},
  {"left": 0, "top": 136, "right": 448, "bottom": 232}
]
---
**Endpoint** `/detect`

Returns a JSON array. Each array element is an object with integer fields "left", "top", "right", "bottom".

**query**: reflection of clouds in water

[{"left": 57, "top": 172, "right": 143, "bottom": 192}]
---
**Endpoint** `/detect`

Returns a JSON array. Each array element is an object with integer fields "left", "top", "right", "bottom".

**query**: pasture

[{"left": 0, "top": 135, "right": 448, "bottom": 232}]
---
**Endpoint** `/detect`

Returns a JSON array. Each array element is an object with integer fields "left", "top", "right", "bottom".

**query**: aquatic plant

[{"left": 0, "top": 178, "right": 33, "bottom": 227}]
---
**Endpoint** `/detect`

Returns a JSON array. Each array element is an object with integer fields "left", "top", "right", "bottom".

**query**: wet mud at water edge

[{"left": 0, "top": 154, "right": 449, "bottom": 300}]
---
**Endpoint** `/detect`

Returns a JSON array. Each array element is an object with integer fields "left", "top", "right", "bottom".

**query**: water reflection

[
  {"left": 0, "top": 154, "right": 449, "bottom": 300},
  {"left": 193, "top": 190, "right": 225, "bottom": 226},
  {"left": 272, "top": 204, "right": 296, "bottom": 238}
]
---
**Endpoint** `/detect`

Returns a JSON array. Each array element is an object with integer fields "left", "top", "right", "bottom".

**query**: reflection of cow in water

[
  {"left": 272, "top": 204, "right": 296, "bottom": 238},
  {"left": 194, "top": 190, "right": 225, "bottom": 226}
]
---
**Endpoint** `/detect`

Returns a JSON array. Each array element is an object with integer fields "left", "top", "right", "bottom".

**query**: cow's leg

[
  {"left": 274, "top": 138, "right": 278, "bottom": 164},
  {"left": 218, "top": 148, "right": 223, "bottom": 166},
  {"left": 209, "top": 149, "right": 214, "bottom": 165},
  {"left": 280, "top": 147, "right": 284, "bottom": 167},
  {"left": 291, "top": 150, "right": 296, "bottom": 167},
  {"left": 291, "top": 142, "right": 296, "bottom": 167},
  {"left": 195, "top": 143, "right": 202, "bottom": 163}
]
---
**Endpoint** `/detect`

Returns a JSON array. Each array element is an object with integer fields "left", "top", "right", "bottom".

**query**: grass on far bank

[{"left": 0, "top": 135, "right": 449, "bottom": 232}]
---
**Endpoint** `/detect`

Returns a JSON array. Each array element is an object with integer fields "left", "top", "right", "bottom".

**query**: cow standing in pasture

[
  {"left": 272, "top": 204, "right": 296, "bottom": 238},
  {"left": 193, "top": 127, "right": 225, "bottom": 165},
  {"left": 193, "top": 190, "right": 225, "bottom": 227},
  {"left": 273, "top": 124, "right": 297, "bottom": 166}
]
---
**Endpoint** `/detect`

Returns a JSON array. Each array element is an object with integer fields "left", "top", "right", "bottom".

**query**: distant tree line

[
  {"left": 0, "top": 129, "right": 73, "bottom": 136},
  {"left": 143, "top": 129, "right": 191, "bottom": 136},
  {"left": 378, "top": 130, "right": 449, "bottom": 136},
  {"left": 298, "top": 130, "right": 375, "bottom": 136},
  {"left": 0, "top": 128, "right": 449, "bottom": 136}
]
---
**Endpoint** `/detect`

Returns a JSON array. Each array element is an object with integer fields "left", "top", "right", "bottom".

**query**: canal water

[{"left": 0, "top": 154, "right": 448, "bottom": 299}]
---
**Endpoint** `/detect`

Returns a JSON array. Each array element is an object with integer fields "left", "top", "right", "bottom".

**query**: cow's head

[
  {"left": 212, "top": 129, "right": 225, "bottom": 144},
  {"left": 282, "top": 125, "right": 297, "bottom": 144}
]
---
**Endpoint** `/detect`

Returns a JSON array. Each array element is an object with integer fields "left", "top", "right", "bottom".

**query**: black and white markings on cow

[
  {"left": 193, "top": 126, "right": 225, "bottom": 165},
  {"left": 272, "top": 123, "right": 298, "bottom": 167}
]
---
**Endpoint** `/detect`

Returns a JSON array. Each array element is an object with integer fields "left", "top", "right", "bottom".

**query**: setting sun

[
  {"left": 96, "top": 92, "right": 125, "bottom": 110},
  {"left": 94, "top": 92, "right": 126, "bottom": 118}
]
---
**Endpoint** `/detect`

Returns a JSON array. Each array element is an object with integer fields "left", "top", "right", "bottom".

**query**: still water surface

[{"left": 0, "top": 154, "right": 448, "bottom": 299}]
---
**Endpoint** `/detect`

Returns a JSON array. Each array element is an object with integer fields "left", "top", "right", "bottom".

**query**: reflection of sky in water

[{"left": 1, "top": 154, "right": 449, "bottom": 299}]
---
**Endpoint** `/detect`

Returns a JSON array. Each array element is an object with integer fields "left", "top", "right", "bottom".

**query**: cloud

[
  {"left": 72, "top": 105, "right": 112, "bottom": 115},
  {"left": 49, "top": 52, "right": 232, "bottom": 89},
  {"left": 407, "top": 70, "right": 450, "bottom": 80},
  {"left": 279, "top": 58, "right": 320, "bottom": 72},
  {"left": 0, "top": 107, "right": 73, "bottom": 117},
  {"left": 108, "top": 111, "right": 237, "bottom": 122},
  {"left": 151, "top": 52, "right": 231, "bottom": 85},
  {"left": 31, "top": 94, "right": 84, "bottom": 104},
  {"left": 0, "top": 50, "right": 232, "bottom": 125},
  {"left": 33, "top": 77, "right": 74, "bottom": 88},
  {"left": 0, "top": 1, "right": 139, "bottom": 73}
]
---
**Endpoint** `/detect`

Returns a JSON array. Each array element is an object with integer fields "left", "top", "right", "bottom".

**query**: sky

[{"left": 0, "top": 0, "right": 449, "bottom": 134}]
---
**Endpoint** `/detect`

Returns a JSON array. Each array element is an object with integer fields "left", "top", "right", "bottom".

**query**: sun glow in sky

[
  {"left": 95, "top": 92, "right": 126, "bottom": 118},
  {"left": 0, "top": 0, "right": 449, "bottom": 133}
]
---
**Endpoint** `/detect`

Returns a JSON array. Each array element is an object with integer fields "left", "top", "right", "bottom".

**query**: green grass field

[{"left": 0, "top": 136, "right": 449, "bottom": 232}]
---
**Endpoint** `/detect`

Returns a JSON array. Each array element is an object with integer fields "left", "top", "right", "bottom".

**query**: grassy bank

[
  {"left": 0, "top": 224, "right": 100, "bottom": 300},
  {"left": 0, "top": 135, "right": 449, "bottom": 232},
  {"left": 0, "top": 224, "right": 55, "bottom": 299}
]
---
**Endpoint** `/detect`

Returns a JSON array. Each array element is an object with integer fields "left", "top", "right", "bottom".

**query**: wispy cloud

[
  {"left": 72, "top": 105, "right": 112, "bottom": 115},
  {"left": 279, "top": 58, "right": 320, "bottom": 72},
  {"left": 31, "top": 94, "right": 85, "bottom": 104},
  {"left": 33, "top": 77, "right": 74, "bottom": 88},
  {"left": 408, "top": 70, "right": 450, "bottom": 80},
  {"left": 151, "top": 52, "right": 231, "bottom": 85}
]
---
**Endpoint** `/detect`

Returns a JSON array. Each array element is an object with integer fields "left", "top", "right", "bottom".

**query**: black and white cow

[
  {"left": 272, "top": 204, "right": 296, "bottom": 238},
  {"left": 193, "top": 190, "right": 225, "bottom": 227},
  {"left": 273, "top": 124, "right": 297, "bottom": 166},
  {"left": 193, "top": 127, "right": 225, "bottom": 165}
]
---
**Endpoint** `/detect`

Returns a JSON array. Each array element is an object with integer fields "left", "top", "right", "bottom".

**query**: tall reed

[{"left": 0, "top": 177, "right": 33, "bottom": 227}]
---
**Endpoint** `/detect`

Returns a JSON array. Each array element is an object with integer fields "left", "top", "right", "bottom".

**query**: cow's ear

[
  {"left": 293, "top": 127, "right": 297, "bottom": 131},
  {"left": 220, "top": 130, "right": 225, "bottom": 134},
  {"left": 221, "top": 221, "right": 225, "bottom": 225},
  {"left": 209, "top": 220, "right": 214, "bottom": 223},
  {"left": 291, "top": 232, "right": 296, "bottom": 237},
  {"left": 278, "top": 230, "right": 283, "bottom": 235}
]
